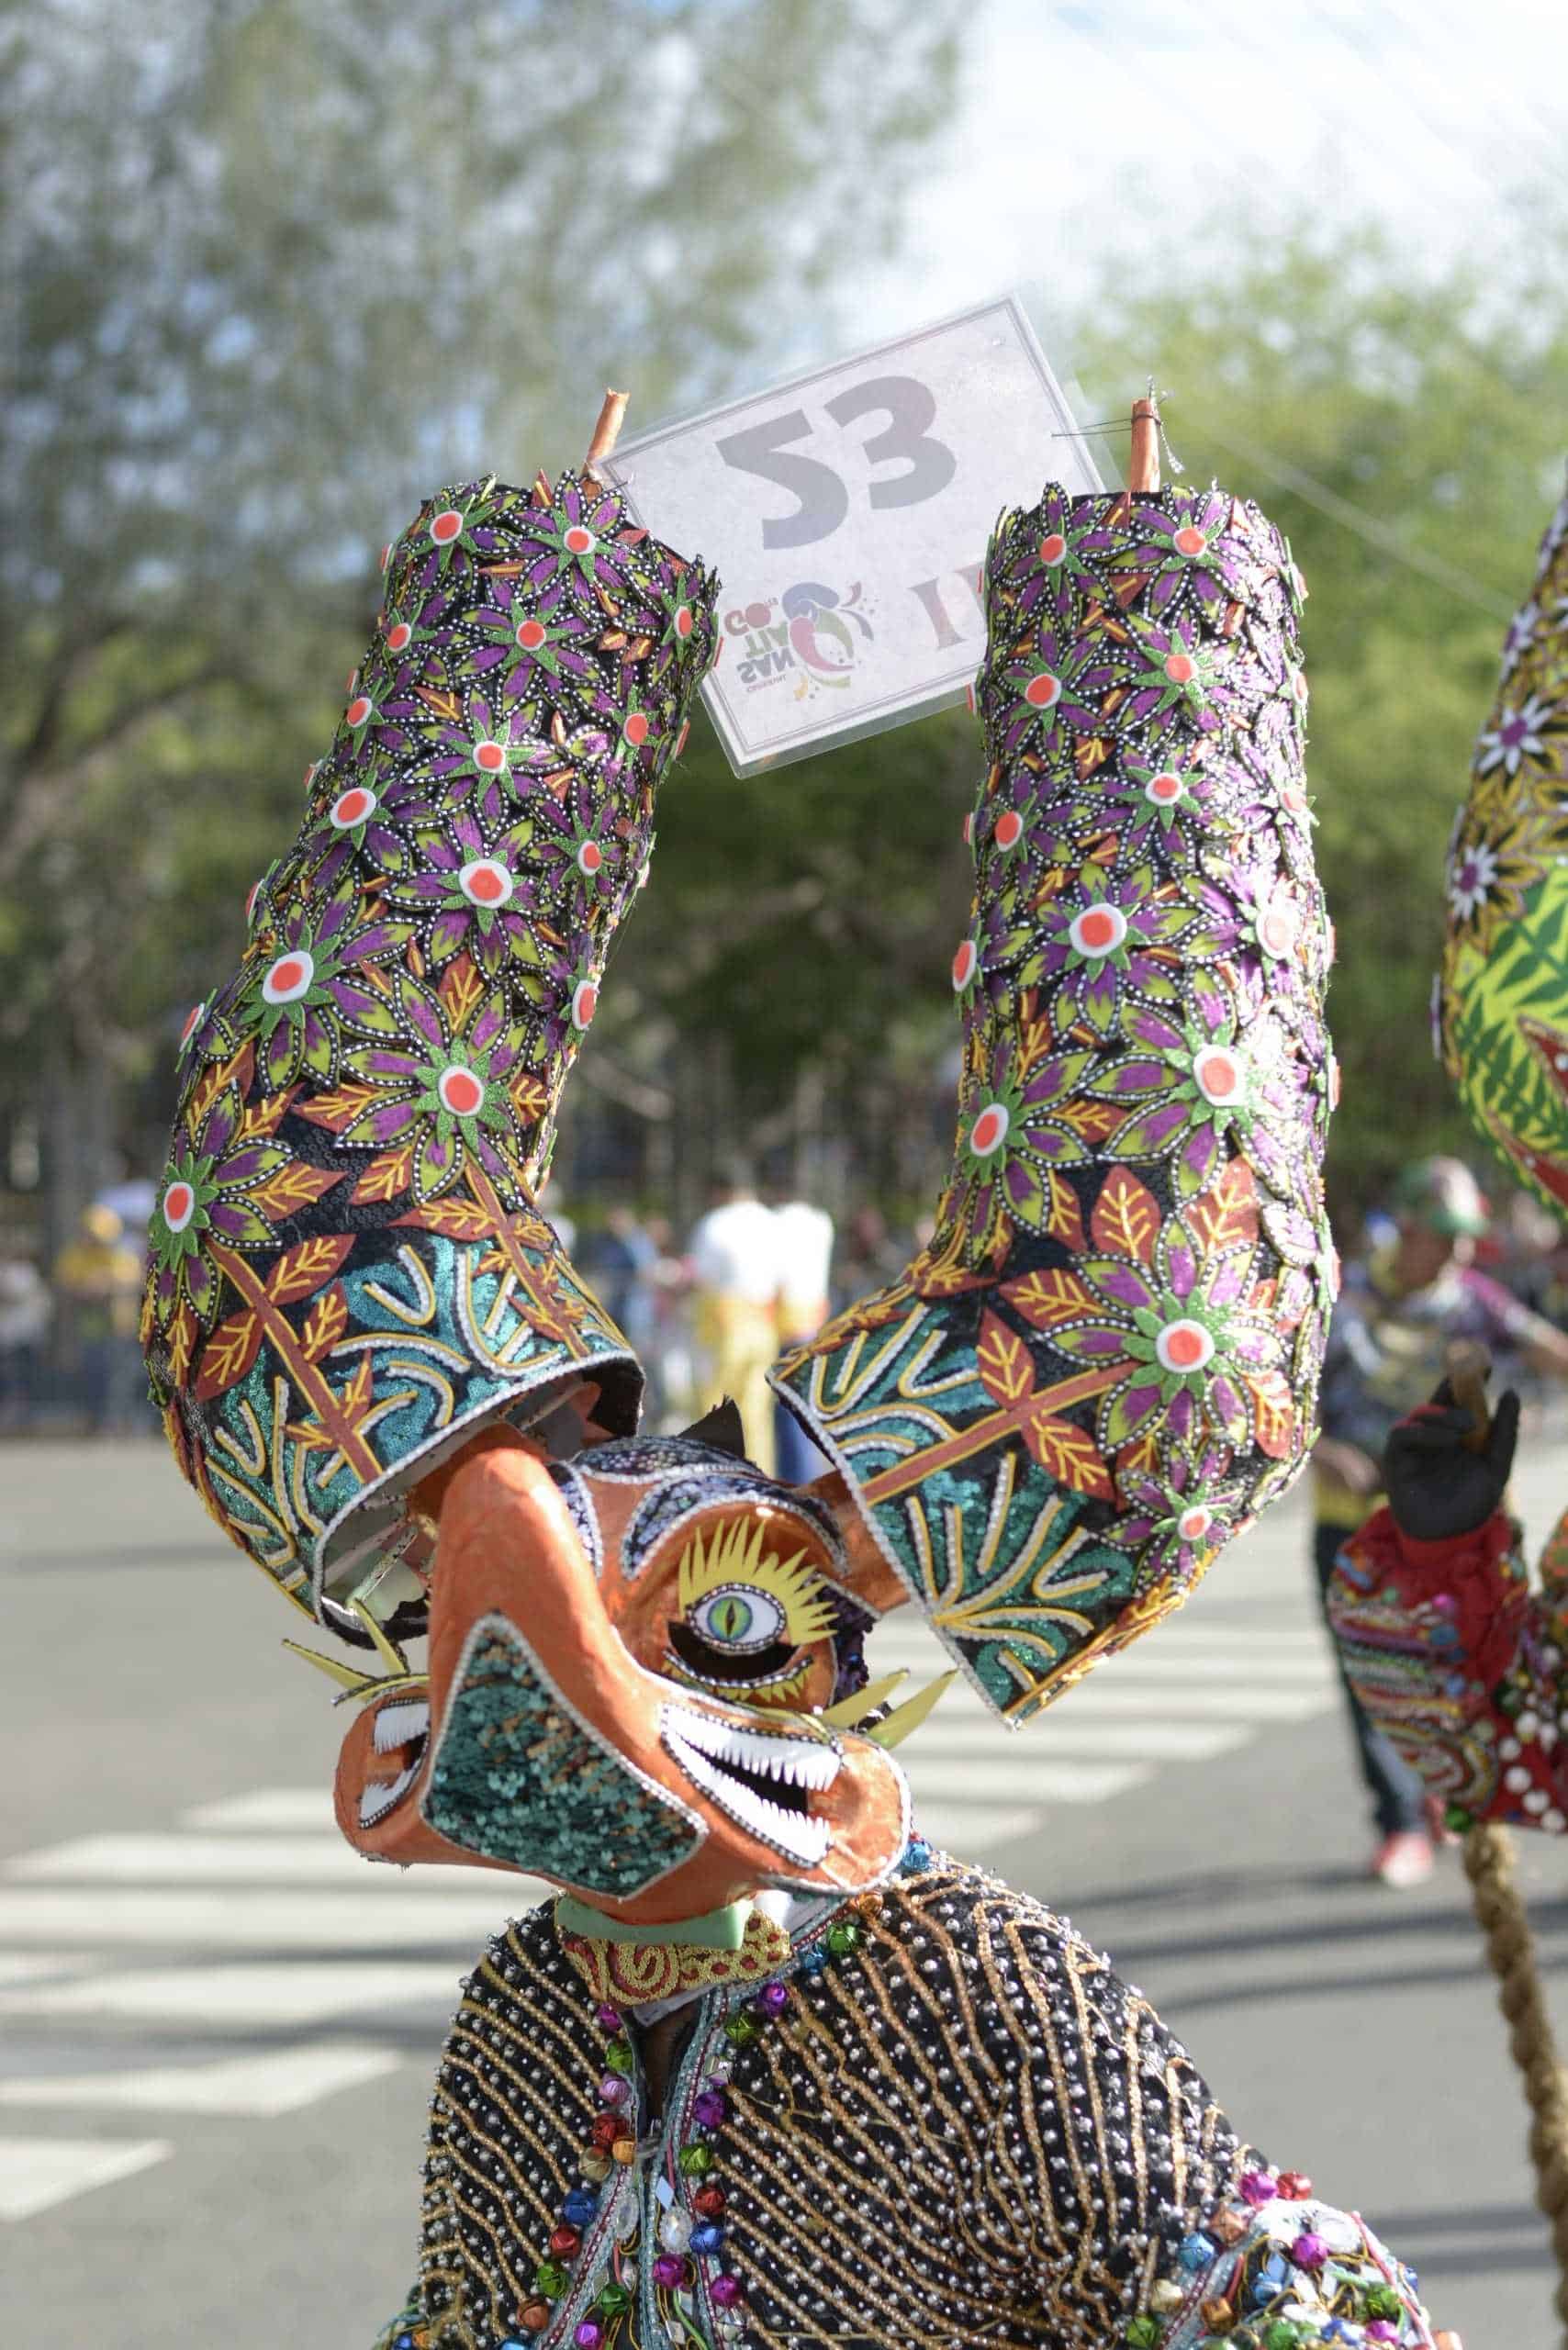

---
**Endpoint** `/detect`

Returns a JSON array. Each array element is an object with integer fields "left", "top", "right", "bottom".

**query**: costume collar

[
  {"left": 554, "top": 1890, "right": 796, "bottom": 2006},
  {"left": 554, "top": 1893, "right": 753, "bottom": 1951}
]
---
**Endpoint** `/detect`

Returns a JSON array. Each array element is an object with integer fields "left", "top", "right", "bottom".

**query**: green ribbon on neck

[{"left": 554, "top": 1894, "right": 754, "bottom": 1952}]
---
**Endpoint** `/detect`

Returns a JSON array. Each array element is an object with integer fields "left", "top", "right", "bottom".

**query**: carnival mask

[{"left": 327, "top": 1417, "right": 922, "bottom": 1925}]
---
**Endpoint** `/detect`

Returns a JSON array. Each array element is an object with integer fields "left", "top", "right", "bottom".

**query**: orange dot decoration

[
  {"left": 162, "top": 1181, "right": 196, "bottom": 1232},
  {"left": 330, "top": 788, "right": 375, "bottom": 830},
  {"left": 459, "top": 859, "right": 511, "bottom": 908},
  {"left": 1069, "top": 904, "right": 1126, "bottom": 957},
  {"left": 262, "top": 951, "right": 313, "bottom": 1004},
  {"left": 437, "top": 1066, "right": 485, "bottom": 1118},
  {"left": 969, "top": 1102, "right": 1009, "bottom": 1158},
  {"left": 1156, "top": 1319, "right": 1215, "bottom": 1374},
  {"left": 1193, "top": 1046, "right": 1241, "bottom": 1104}
]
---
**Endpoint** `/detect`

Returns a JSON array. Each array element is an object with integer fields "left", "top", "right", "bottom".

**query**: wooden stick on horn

[
  {"left": 1442, "top": 1340, "right": 1568, "bottom": 2348},
  {"left": 1127, "top": 394, "right": 1161, "bottom": 496},
  {"left": 585, "top": 387, "right": 630, "bottom": 480}
]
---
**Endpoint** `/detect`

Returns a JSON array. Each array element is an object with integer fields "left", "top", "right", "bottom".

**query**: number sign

[{"left": 600, "top": 297, "right": 1103, "bottom": 777}]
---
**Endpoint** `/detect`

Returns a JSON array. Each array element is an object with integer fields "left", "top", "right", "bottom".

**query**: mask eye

[
  {"left": 665, "top": 1514, "right": 836, "bottom": 1698},
  {"left": 689, "top": 1583, "right": 787, "bottom": 1652}
]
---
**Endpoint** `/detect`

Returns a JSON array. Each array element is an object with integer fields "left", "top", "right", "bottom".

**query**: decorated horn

[
  {"left": 142, "top": 445, "right": 718, "bottom": 1629},
  {"left": 778, "top": 413, "right": 1333, "bottom": 1724}
]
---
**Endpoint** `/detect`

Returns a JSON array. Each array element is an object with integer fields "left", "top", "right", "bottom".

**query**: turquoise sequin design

[{"left": 423, "top": 1615, "right": 700, "bottom": 1894}]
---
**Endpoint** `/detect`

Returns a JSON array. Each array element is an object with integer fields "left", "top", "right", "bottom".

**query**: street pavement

[{"left": 7, "top": 1435, "right": 1568, "bottom": 2344}]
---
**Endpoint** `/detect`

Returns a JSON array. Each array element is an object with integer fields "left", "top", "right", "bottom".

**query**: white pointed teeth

[
  {"left": 373, "top": 1697, "right": 431, "bottom": 1755},
  {"left": 360, "top": 1697, "right": 431, "bottom": 1824},
  {"left": 663, "top": 1707, "right": 840, "bottom": 1790},
  {"left": 357, "top": 1759, "right": 421, "bottom": 1827},
  {"left": 662, "top": 1707, "right": 838, "bottom": 1868}
]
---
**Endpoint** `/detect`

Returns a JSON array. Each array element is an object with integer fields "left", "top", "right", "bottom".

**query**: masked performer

[
  {"left": 1329, "top": 488, "right": 1568, "bottom": 1842},
  {"left": 144, "top": 445, "right": 1440, "bottom": 2348}
]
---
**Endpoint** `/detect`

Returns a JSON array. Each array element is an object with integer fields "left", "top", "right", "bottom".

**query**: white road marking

[
  {"left": 0, "top": 1953, "right": 93, "bottom": 1987},
  {"left": 906, "top": 1758, "right": 1147, "bottom": 1804},
  {"left": 184, "top": 1790, "right": 338, "bottom": 1831},
  {"left": 0, "top": 2134, "right": 173, "bottom": 2221},
  {"left": 0, "top": 1959, "right": 465, "bottom": 2027},
  {"left": 7, "top": 1835, "right": 538, "bottom": 1892},
  {"left": 0, "top": 2040, "right": 402, "bottom": 2117},
  {"left": 912, "top": 1804, "right": 1043, "bottom": 1852},
  {"left": 906, "top": 1718, "right": 1247, "bottom": 1761},
  {"left": 0, "top": 1886, "right": 540, "bottom": 1950}
]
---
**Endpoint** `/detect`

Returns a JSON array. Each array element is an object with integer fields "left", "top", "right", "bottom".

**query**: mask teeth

[
  {"left": 372, "top": 1697, "right": 431, "bottom": 1755},
  {"left": 664, "top": 1707, "right": 842, "bottom": 1792},
  {"left": 358, "top": 1760, "right": 421, "bottom": 1828},
  {"left": 665, "top": 1733, "right": 834, "bottom": 1868}
]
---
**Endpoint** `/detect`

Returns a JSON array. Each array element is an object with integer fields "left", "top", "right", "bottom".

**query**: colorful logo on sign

[{"left": 723, "top": 581, "right": 874, "bottom": 699}]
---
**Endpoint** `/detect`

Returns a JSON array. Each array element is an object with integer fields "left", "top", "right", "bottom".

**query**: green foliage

[
  {"left": 6, "top": 10, "right": 1567, "bottom": 1238},
  {"left": 0, "top": 0, "right": 962, "bottom": 1210}
]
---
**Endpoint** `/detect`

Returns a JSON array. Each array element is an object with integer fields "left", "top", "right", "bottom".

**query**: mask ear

[{"left": 678, "top": 1397, "right": 748, "bottom": 1459}]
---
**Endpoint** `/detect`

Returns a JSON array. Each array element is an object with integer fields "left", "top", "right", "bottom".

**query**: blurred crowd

[{"left": 0, "top": 1164, "right": 925, "bottom": 1449}]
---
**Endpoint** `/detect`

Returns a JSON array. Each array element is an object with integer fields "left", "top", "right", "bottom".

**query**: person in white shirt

[
  {"left": 686, "top": 1163, "right": 783, "bottom": 1473},
  {"left": 772, "top": 1195, "right": 834, "bottom": 1482}
]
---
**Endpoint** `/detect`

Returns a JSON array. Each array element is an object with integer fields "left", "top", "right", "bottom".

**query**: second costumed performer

[{"left": 143, "top": 414, "right": 1446, "bottom": 2346}]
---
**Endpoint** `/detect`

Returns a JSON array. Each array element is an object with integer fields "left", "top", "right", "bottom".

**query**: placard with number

[{"left": 600, "top": 296, "right": 1103, "bottom": 777}]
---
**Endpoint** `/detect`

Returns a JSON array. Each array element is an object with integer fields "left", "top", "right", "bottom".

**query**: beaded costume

[{"left": 144, "top": 457, "right": 1439, "bottom": 2347}]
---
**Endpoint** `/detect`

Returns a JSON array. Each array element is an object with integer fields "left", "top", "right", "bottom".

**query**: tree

[{"left": 0, "top": 0, "right": 962, "bottom": 1247}]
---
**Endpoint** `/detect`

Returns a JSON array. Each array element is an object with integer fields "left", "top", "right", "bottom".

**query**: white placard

[{"left": 601, "top": 296, "right": 1104, "bottom": 778}]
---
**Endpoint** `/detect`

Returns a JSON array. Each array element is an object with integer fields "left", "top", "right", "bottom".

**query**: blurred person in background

[
  {"left": 830, "top": 1202, "right": 905, "bottom": 1314},
  {"left": 686, "top": 1160, "right": 781, "bottom": 1472},
  {"left": 53, "top": 1203, "right": 144, "bottom": 1436},
  {"left": 588, "top": 1205, "right": 660, "bottom": 1399},
  {"left": 1312, "top": 1154, "right": 1568, "bottom": 1886},
  {"left": 0, "top": 1238, "right": 51, "bottom": 1429},
  {"left": 771, "top": 1190, "right": 834, "bottom": 1483}
]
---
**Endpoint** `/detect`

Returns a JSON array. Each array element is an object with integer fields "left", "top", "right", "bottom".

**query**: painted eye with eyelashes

[{"left": 665, "top": 1515, "right": 836, "bottom": 1703}]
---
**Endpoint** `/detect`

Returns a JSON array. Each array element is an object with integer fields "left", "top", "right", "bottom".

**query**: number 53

[{"left": 715, "top": 375, "right": 957, "bottom": 552}]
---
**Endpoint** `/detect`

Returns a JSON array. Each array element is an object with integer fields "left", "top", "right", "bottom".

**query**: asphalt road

[{"left": 7, "top": 1433, "right": 1568, "bottom": 2345}]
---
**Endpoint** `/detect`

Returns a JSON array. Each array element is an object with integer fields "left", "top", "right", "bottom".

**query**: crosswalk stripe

[
  {"left": 1014, "top": 1684, "right": 1330, "bottom": 1721},
  {"left": 184, "top": 1790, "right": 346, "bottom": 1831},
  {"left": 0, "top": 1886, "right": 533, "bottom": 1951},
  {"left": 0, "top": 2041, "right": 403, "bottom": 2118},
  {"left": 6, "top": 1836, "right": 537, "bottom": 1892},
  {"left": 0, "top": 1959, "right": 466, "bottom": 2027},
  {"left": 0, "top": 2134, "right": 173, "bottom": 2221},
  {"left": 903, "top": 1758, "right": 1147, "bottom": 1803},
  {"left": 904, "top": 1718, "right": 1246, "bottom": 1760},
  {"left": 0, "top": 1953, "right": 93, "bottom": 1988},
  {"left": 913, "top": 1804, "right": 1043, "bottom": 1853}
]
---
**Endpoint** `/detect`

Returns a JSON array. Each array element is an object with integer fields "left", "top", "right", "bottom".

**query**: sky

[{"left": 841, "top": 0, "right": 1568, "bottom": 353}]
